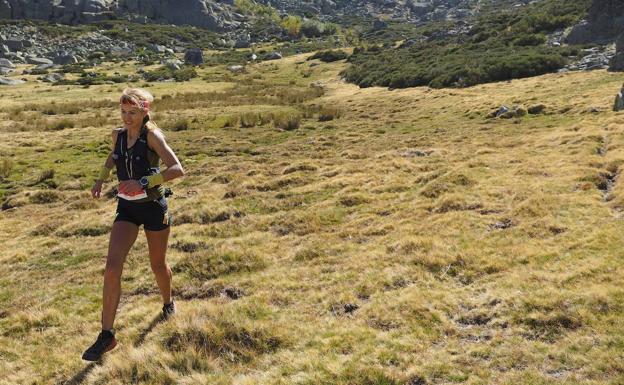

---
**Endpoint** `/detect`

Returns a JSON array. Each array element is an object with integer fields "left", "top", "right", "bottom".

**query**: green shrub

[
  {"left": 143, "top": 66, "right": 198, "bottom": 82},
  {"left": 342, "top": 0, "right": 590, "bottom": 89},
  {"left": 308, "top": 50, "right": 348, "bottom": 62},
  {"left": 513, "top": 33, "right": 547, "bottom": 46},
  {"left": 301, "top": 19, "right": 325, "bottom": 37}
]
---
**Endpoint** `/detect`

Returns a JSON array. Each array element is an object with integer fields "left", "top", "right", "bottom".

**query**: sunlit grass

[{"left": 0, "top": 54, "right": 624, "bottom": 384}]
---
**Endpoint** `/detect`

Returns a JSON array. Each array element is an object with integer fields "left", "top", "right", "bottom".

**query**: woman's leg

[
  {"left": 102, "top": 221, "right": 139, "bottom": 330},
  {"left": 145, "top": 226, "right": 172, "bottom": 304}
]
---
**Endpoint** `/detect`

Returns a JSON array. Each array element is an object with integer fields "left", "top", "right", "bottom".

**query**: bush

[
  {"left": 281, "top": 15, "right": 302, "bottom": 37},
  {"left": 308, "top": 50, "right": 348, "bottom": 62},
  {"left": 55, "top": 72, "right": 132, "bottom": 86},
  {"left": 301, "top": 19, "right": 325, "bottom": 37},
  {"left": 273, "top": 113, "right": 301, "bottom": 130},
  {"left": 144, "top": 66, "right": 198, "bottom": 82},
  {"left": 342, "top": 0, "right": 589, "bottom": 89}
]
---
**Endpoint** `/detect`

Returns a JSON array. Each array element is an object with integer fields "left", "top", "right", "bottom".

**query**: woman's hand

[
  {"left": 118, "top": 180, "right": 143, "bottom": 195},
  {"left": 92, "top": 181, "right": 103, "bottom": 199}
]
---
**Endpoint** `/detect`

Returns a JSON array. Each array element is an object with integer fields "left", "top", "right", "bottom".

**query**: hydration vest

[{"left": 113, "top": 127, "right": 163, "bottom": 202}]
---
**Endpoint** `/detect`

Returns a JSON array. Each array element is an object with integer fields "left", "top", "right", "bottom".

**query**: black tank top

[{"left": 113, "top": 127, "right": 164, "bottom": 202}]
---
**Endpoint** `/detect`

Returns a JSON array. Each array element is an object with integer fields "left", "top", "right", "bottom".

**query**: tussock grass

[
  {"left": 174, "top": 246, "right": 265, "bottom": 280},
  {"left": 2, "top": 55, "right": 624, "bottom": 385}
]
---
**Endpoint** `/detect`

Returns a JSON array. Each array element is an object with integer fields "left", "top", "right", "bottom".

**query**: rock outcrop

[
  {"left": 566, "top": 0, "right": 624, "bottom": 44},
  {"left": 257, "top": 0, "right": 490, "bottom": 24},
  {"left": 610, "top": 34, "right": 624, "bottom": 72},
  {"left": 0, "top": 0, "right": 241, "bottom": 31}
]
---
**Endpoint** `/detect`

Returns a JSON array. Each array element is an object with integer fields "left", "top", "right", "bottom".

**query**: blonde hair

[{"left": 120, "top": 88, "right": 160, "bottom": 132}]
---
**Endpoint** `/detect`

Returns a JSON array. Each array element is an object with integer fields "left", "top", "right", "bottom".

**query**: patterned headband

[{"left": 120, "top": 97, "right": 150, "bottom": 112}]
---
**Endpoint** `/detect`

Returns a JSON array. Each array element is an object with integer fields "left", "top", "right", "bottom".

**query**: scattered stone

[
  {"left": 402, "top": 149, "right": 433, "bottom": 157},
  {"left": 34, "top": 63, "right": 55, "bottom": 71},
  {"left": 0, "top": 58, "right": 14, "bottom": 68},
  {"left": 488, "top": 218, "right": 515, "bottom": 230},
  {"left": 0, "top": 77, "right": 25, "bottom": 85},
  {"left": 39, "top": 73, "right": 64, "bottom": 83},
  {"left": 52, "top": 52, "right": 78, "bottom": 65},
  {"left": 564, "top": 44, "right": 615, "bottom": 72},
  {"left": 220, "top": 286, "right": 244, "bottom": 300},
  {"left": 373, "top": 19, "right": 388, "bottom": 30},
  {"left": 489, "top": 105, "right": 528, "bottom": 119},
  {"left": 234, "top": 35, "right": 251, "bottom": 48},
  {"left": 26, "top": 57, "right": 53, "bottom": 66},
  {"left": 614, "top": 85, "right": 624, "bottom": 111},
  {"left": 149, "top": 44, "right": 167, "bottom": 53},
  {"left": 227, "top": 64, "right": 244, "bottom": 73},
  {"left": 610, "top": 33, "right": 624, "bottom": 71},
  {"left": 265, "top": 51, "right": 282, "bottom": 61},
  {"left": 184, "top": 48, "right": 204, "bottom": 66},
  {"left": 164, "top": 59, "right": 183, "bottom": 70},
  {"left": 528, "top": 104, "right": 547, "bottom": 114},
  {"left": 0, "top": 67, "right": 11, "bottom": 75},
  {"left": 331, "top": 302, "right": 360, "bottom": 315},
  {"left": 110, "top": 46, "right": 132, "bottom": 57},
  {"left": 489, "top": 105, "right": 509, "bottom": 118},
  {"left": 5, "top": 38, "right": 23, "bottom": 51}
]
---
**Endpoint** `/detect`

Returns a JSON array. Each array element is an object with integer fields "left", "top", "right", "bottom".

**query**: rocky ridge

[
  {"left": 0, "top": 0, "right": 243, "bottom": 31},
  {"left": 0, "top": 0, "right": 531, "bottom": 31},
  {"left": 259, "top": 0, "right": 528, "bottom": 24},
  {"left": 566, "top": 0, "right": 624, "bottom": 45}
]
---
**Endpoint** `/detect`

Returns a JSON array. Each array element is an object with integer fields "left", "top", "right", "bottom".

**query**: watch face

[{"left": 140, "top": 177, "right": 148, "bottom": 187}]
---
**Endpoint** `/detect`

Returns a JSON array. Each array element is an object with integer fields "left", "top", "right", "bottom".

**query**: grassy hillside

[{"left": 1, "top": 51, "right": 624, "bottom": 385}]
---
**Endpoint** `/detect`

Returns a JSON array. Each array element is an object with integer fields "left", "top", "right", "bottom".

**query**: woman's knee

[
  {"left": 150, "top": 260, "right": 170, "bottom": 275},
  {"left": 104, "top": 261, "right": 124, "bottom": 281}
]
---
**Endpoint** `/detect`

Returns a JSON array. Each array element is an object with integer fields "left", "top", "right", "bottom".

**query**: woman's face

[{"left": 120, "top": 103, "right": 147, "bottom": 131}]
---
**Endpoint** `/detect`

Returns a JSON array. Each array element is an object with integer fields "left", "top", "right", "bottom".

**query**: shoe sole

[{"left": 81, "top": 339, "right": 118, "bottom": 362}]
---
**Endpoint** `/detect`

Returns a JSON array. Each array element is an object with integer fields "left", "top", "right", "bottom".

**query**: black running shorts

[{"left": 114, "top": 196, "right": 171, "bottom": 231}]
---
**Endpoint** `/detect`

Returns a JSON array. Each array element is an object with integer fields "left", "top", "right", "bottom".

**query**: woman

[{"left": 82, "top": 88, "right": 185, "bottom": 361}]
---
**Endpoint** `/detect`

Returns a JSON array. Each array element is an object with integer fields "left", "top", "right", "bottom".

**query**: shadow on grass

[
  {"left": 61, "top": 362, "right": 99, "bottom": 385},
  {"left": 63, "top": 314, "right": 165, "bottom": 384},
  {"left": 134, "top": 314, "right": 165, "bottom": 347}
]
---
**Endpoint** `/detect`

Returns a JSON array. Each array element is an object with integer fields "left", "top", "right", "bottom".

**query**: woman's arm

[
  {"left": 148, "top": 129, "right": 185, "bottom": 182},
  {"left": 92, "top": 129, "right": 120, "bottom": 198}
]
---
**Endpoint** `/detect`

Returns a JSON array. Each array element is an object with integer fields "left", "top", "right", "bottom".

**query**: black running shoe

[
  {"left": 82, "top": 330, "right": 117, "bottom": 361},
  {"left": 162, "top": 301, "right": 176, "bottom": 320}
]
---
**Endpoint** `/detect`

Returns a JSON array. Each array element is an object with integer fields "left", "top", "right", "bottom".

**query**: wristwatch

[{"left": 139, "top": 176, "right": 149, "bottom": 190}]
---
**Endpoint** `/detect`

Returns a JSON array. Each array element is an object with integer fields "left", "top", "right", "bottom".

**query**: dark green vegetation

[
  {"left": 343, "top": 0, "right": 592, "bottom": 88},
  {"left": 143, "top": 66, "right": 199, "bottom": 82},
  {"left": 308, "top": 50, "right": 348, "bottom": 63}
]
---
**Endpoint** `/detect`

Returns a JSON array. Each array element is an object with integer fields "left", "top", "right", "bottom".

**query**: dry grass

[{"left": 0, "top": 54, "right": 624, "bottom": 385}]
